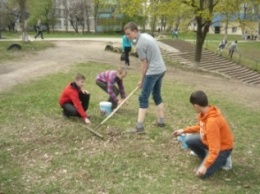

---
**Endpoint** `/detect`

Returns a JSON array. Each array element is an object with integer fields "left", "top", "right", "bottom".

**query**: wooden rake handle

[{"left": 94, "top": 86, "right": 139, "bottom": 130}]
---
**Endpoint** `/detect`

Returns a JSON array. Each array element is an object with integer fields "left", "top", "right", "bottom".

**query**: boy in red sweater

[
  {"left": 59, "top": 73, "right": 91, "bottom": 125},
  {"left": 173, "top": 90, "right": 233, "bottom": 178}
]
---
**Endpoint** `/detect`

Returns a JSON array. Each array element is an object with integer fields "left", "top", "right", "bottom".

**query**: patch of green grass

[
  {"left": 0, "top": 41, "right": 55, "bottom": 63},
  {"left": 162, "top": 31, "right": 243, "bottom": 41},
  {"left": 0, "top": 63, "right": 259, "bottom": 193},
  {"left": 1, "top": 31, "right": 122, "bottom": 39}
]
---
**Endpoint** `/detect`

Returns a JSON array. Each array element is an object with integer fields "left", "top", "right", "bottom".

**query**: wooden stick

[
  {"left": 94, "top": 86, "right": 139, "bottom": 131},
  {"left": 86, "top": 126, "right": 104, "bottom": 139}
]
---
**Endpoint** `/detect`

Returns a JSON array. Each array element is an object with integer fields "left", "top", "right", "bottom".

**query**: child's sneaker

[{"left": 222, "top": 155, "right": 232, "bottom": 170}]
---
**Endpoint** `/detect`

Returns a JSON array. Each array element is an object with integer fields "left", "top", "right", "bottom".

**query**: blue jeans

[
  {"left": 185, "top": 134, "right": 232, "bottom": 178},
  {"left": 139, "top": 72, "right": 165, "bottom": 108}
]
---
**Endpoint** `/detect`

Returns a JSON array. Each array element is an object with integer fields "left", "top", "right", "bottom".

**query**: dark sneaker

[
  {"left": 125, "top": 127, "right": 145, "bottom": 134},
  {"left": 62, "top": 110, "right": 69, "bottom": 119},
  {"left": 157, "top": 123, "right": 165, "bottom": 127}
]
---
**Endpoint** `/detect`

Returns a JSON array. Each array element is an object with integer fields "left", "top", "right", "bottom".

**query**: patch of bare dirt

[{"left": 0, "top": 40, "right": 259, "bottom": 109}]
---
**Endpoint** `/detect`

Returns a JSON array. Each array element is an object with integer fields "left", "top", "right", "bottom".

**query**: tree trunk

[
  {"left": 195, "top": 31, "right": 204, "bottom": 63},
  {"left": 195, "top": 16, "right": 210, "bottom": 63},
  {"left": 224, "top": 15, "right": 229, "bottom": 40},
  {"left": 46, "top": 23, "right": 50, "bottom": 34},
  {"left": 19, "top": 0, "right": 28, "bottom": 42},
  {"left": 151, "top": 16, "right": 157, "bottom": 33},
  {"left": 0, "top": 30, "right": 2, "bottom": 39},
  {"left": 86, "top": 11, "right": 90, "bottom": 32}
]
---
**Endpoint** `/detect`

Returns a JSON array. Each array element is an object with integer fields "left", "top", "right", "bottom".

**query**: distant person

[
  {"left": 173, "top": 90, "right": 233, "bottom": 179},
  {"left": 229, "top": 40, "right": 237, "bottom": 59},
  {"left": 172, "top": 27, "right": 178, "bottom": 39},
  {"left": 122, "top": 35, "right": 132, "bottom": 66},
  {"left": 217, "top": 39, "right": 227, "bottom": 55},
  {"left": 124, "top": 22, "right": 166, "bottom": 134},
  {"left": 158, "top": 27, "right": 161, "bottom": 34},
  {"left": 96, "top": 67, "right": 127, "bottom": 110},
  {"left": 59, "top": 73, "right": 91, "bottom": 125},
  {"left": 35, "top": 20, "right": 44, "bottom": 39}
]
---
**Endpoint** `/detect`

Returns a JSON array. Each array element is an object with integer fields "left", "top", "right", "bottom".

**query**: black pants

[
  {"left": 124, "top": 47, "right": 131, "bottom": 66},
  {"left": 96, "top": 80, "right": 119, "bottom": 109},
  {"left": 62, "top": 93, "right": 90, "bottom": 117},
  {"left": 35, "top": 31, "right": 44, "bottom": 39},
  {"left": 229, "top": 50, "right": 234, "bottom": 59}
]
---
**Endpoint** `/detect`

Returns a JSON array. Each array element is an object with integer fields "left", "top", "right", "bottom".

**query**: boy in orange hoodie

[{"left": 173, "top": 90, "right": 233, "bottom": 178}]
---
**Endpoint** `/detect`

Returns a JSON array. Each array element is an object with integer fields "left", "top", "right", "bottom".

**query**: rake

[{"left": 86, "top": 86, "right": 139, "bottom": 139}]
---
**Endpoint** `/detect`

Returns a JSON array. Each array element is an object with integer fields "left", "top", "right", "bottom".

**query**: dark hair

[
  {"left": 189, "top": 90, "right": 208, "bottom": 107},
  {"left": 75, "top": 73, "right": 85, "bottom": 80},
  {"left": 124, "top": 22, "right": 138, "bottom": 32}
]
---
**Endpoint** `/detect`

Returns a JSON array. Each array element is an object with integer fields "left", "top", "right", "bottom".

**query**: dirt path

[{"left": 0, "top": 40, "right": 259, "bottom": 108}]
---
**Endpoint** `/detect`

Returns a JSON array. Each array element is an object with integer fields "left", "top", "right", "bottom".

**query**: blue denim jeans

[
  {"left": 185, "top": 134, "right": 232, "bottom": 178},
  {"left": 139, "top": 72, "right": 165, "bottom": 108}
]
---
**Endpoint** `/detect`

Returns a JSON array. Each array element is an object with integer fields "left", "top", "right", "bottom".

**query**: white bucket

[{"left": 99, "top": 101, "right": 112, "bottom": 116}]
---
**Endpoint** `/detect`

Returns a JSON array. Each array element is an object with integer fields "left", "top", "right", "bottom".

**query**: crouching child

[
  {"left": 59, "top": 73, "right": 91, "bottom": 125},
  {"left": 173, "top": 90, "right": 233, "bottom": 178}
]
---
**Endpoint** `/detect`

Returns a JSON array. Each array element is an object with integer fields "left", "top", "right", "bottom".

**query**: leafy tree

[
  {"left": 119, "top": 0, "right": 149, "bottom": 31},
  {"left": 215, "top": 0, "right": 241, "bottom": 39},
  {"left": 28, "top": 0, "right": 57, "bottom": 34}
]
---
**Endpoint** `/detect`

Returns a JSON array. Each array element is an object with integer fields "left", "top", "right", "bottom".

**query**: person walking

[
  {"left": 122, "top": 35, "right": 132, "bottom": 66},
  {"left": 229, "top": 40, "right": 237, "bottom": 59},
  {"left": 217, "top": 39, "right": 227, "bottom": 55},
  {"left": 172, "top": 27, "right": 178, "bottom": 39},
  {"left": 124, "top": 22, "right": 166, "bottom": 133},
  {"left": 35, "top": 20, "right": 44, "bottom": 39}
]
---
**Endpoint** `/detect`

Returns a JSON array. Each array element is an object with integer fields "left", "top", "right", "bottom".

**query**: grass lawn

[
  {"left": 1, "top": 31, "right": 122, "bottom": 39},
  {"left": 0, "top": 41, "right": 55, "bottom": 63},
  {"left": 0, "top": 63, "right": 260, "bottom": 193},
  {"left": 203, "top": 41, "right": 260, "bottom": 72},
  {"left": 162, "top": 31, "right": 244, "bottom": 41}
]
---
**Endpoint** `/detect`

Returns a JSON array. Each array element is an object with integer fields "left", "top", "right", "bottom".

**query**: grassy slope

[
  {"left": 0, "top": 41, "right": 55, "bottom": 63},
  {"left": 0, "top": 63, "right": 259, "bottom": 193}
]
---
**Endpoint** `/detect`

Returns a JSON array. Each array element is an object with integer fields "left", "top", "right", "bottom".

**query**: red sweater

[
  {"left": 59, "top": 82, "right": 88, "bottom": 119},
  {"left": 184, "top": 106, "right": 233, "bottom": 168}
]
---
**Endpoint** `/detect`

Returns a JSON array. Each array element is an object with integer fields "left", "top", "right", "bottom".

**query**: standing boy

[
  {"left": 229, "top": 40, "right": 237, "bottom": 59},
  {"left": 217, "top": 39, "right": 227, "bottom": 55},
  {"left": 124, "top": 22, "right": 166, "bottom": 133},
  {"left": 122, "top": 35, "right": 132, "bottom": 66},
  {"left": 35, "top": 20, "right": 44, "bottom": 39},
  {"left": 59, "top": 73, "right": 91, "bottom": 125},
  {"left": 96, "top": 67, "right": 127, "bottom": 110},
  {"left": 173, "top": 91, "right": 233, "bottom": 178}
]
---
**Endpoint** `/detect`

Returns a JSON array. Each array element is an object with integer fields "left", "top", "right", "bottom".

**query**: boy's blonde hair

[
  {"left": 75, "top": 73, "right": 86, "bottom": 81},
  {"left": 117, "top": 67, "right": 127, "bottom": 76}
]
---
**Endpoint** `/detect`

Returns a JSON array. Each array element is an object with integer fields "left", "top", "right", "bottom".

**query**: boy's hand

[
  {"left": 84, "top": 118, "right": 91, "bottom": 125},
  {"left": 196, "top": 165, "right": 207, "bottom": 177},
  {"left": 121, "top": 98, "right": 128, "bottom": 105},
  {"left": 137, "top": 81, "right": 143, "bottom": 89},
  {"left": 83, "top": 90, "right": 90, "bottom": 94},
  {"left": 172, "top": 129, "right": 184, "bottom": 137}
]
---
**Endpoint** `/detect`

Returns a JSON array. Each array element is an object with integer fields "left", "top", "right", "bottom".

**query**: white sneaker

[
  {"left": 222, "top": 155, "right": 232, "bottom": 170},
  {"left": 189, "top": 151, "right": 198, "bottom": 156}
]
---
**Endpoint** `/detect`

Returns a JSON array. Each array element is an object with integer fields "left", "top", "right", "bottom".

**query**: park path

[{"left": 0, "top": 39, "right": 259, "bottom": 109}]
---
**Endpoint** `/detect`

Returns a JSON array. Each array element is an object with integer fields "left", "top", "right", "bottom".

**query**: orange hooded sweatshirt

[{"left": 184, "top": 106, "right": 233, "bottom": 168}]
